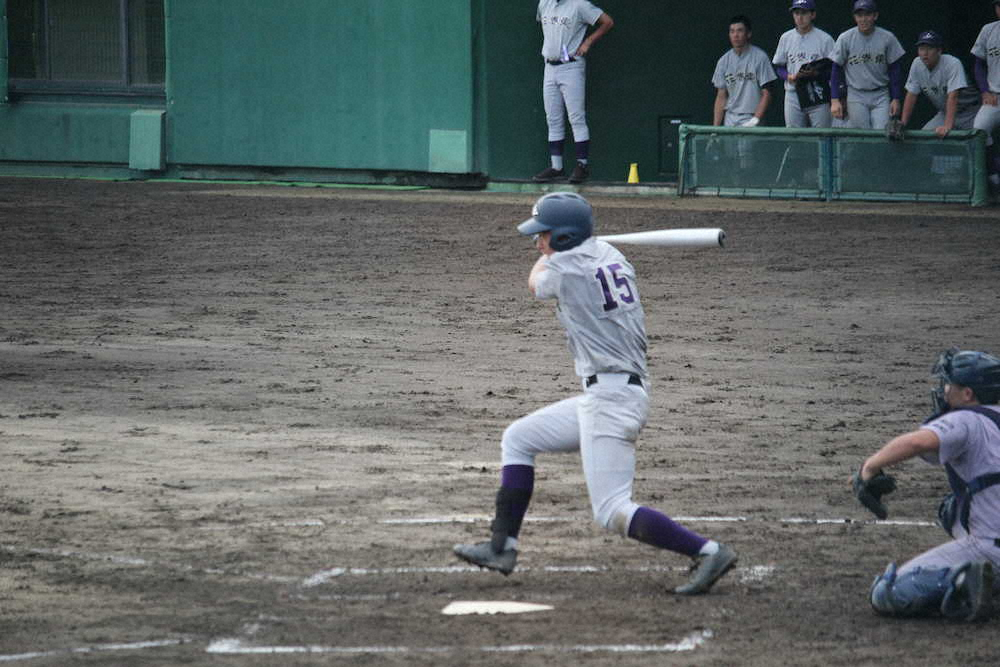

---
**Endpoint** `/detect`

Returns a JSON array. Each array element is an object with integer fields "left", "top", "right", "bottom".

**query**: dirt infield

[{"left": 1, "top": 178, "right": 999, "bottom": 665}]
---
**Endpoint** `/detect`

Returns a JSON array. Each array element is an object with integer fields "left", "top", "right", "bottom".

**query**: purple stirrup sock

[
  {"left": 627, "top": 506, "right": 707, "bottom": 557},
  {"left": 501, "top": 464, "right": 534, "bottom": 491},
  {"left": 575, "top": 140, "right": 590, "bottom": 161},
  {"left": 548, "top": 140, "right": 564, "bottom": 157}
]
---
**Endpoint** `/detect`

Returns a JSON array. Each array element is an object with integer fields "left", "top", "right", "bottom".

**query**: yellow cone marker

[{"left": 627, "top": 163, "right": 639, "bottom": 184}]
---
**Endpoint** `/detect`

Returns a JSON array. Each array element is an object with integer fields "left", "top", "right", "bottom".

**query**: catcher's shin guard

[
  {"left": 490, "top": 486, "right": 532, "bottom": 553},
  {"left": 869, "top": 562, "right": 952, "bottom": 617}
]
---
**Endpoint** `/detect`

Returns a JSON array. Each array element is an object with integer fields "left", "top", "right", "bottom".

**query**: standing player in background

[
  {"left": 773, "top": 0, "right": 835, "bottom": 128},
  {"left": 829, "top": 0, "right": 905, "bottom": 130},
  {"left": 532, "top": 0, "right": 614, "bottom": 185},
  {"left": 851, "top": 349, "right": 1000, "bottom": 621},
  {"left": 900, "top": 31, "right": 981, "bottom": 137},
  {"left": 972, "top": 0, "right": 1000, "bottom": 188},
  {"left": 712, "top": 15, "right": 777, "bottom": 127},
  {"left": 453, "top": 193, "right": 738, "bottom": 596}
]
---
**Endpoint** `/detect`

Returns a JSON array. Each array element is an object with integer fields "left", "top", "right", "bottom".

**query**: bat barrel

[{"left": 597, "top": 228, "right": 726, "bottom": 248}]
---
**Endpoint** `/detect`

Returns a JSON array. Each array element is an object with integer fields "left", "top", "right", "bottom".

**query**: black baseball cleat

[
  {"left": 568, "top": 162, "right": 589, "bottom": 184},
  {"left": 453, "top": 541, "right": 517, "bottom": 576},
  {"left": 942, "top": 561, "right": 994, "bottom": 621},
  {"left": 533, "top": 167, "right": 565, "bottom": 183},
  {"left": 674, "top": 543, "right": 738, "bottom": 595}
]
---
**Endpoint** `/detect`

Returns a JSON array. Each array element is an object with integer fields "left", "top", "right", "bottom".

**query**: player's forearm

[
  {"left": 900, "top": 92, "right": 917, "bottom": 125},
  {"left": 528, "top": 255, "right": 548, "bottom": 295},
  {"left": 712, "top": 90, "right": 726, "bottom": 126},
  {"left": 583, "top": 13, "right": 613, "bottom": 50},
  {"left": 753, "top": 88, "right": 771, "bottom": 119},
  {"left": 888, "top": 60, "right": 904, "bottom": 101},
  {"left": 943, "top": 92, "right": 958, "bottom": 128},
  {"left": 861, "top": 429, "right": 940, "bottom": 479}
]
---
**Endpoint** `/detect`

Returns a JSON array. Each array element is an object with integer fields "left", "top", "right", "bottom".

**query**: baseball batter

[
  {"left": 453, "top": 192, "right": 737, "bottom": 596},
  {"left": 772, "top": 0, "right": 835, "bottom": 128},
  {"left": 972, "top": 0, "right": 1000, "bottom": 187},
  {"left": 829, "top": 0, "right": 905, "bottom": 130},
  {"left": 852, "top": 349, "right": 1000, "bottom": 621},
  {"left": 900, "top": 31, "right": 981, "bottom": 137},
  {"left": 712, "top": 15, "right": 777, "bottom": 127},
  {"left": 532, "top": 0, "right": 614, "bottom": 185}
]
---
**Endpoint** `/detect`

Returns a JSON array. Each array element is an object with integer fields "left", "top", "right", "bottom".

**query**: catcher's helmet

[
  {"left": 931, "top": 348, "right": 1000, "bottom": 412},
  {"left": 517, "top": 192, "right": 593, "bottom": 252}
]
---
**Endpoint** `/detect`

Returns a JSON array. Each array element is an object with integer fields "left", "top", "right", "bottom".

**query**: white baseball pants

[
  {"left": 501, "top": 373, "right": 647, "bottom": 534},
  {"left": 543, "top": 59, "right": 589, "bottom": 143}
]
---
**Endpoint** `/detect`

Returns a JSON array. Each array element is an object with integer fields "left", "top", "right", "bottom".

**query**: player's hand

[
  {"left": 575, "top": 41, "right": 591, "bottom": 58},
  {"left": 935, "top": 125, "right": 952, "bottom": 138},
  {"left": 741, "top": 117, "right": 760, "bottom": 128},
  {"left": 984, "top": 91, "right": 999, "bottom": 107},
  {"left": 889, "top": 99, "right": 900, "bottom": 118},
  {"left": 831, "top": 99, "right": 844, "bottom": 120}
]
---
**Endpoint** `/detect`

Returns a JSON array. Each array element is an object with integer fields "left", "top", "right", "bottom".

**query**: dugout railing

[{"left": 678, "top": 124, "right": 989, "bottom": 207}]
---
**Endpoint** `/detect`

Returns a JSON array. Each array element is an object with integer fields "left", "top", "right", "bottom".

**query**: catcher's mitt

[
  {"left": 885, "top": 116, "right": 905, "bottom": 141},
  {"left": 852, "top": 468, "right": 897, "bottom": 519}
]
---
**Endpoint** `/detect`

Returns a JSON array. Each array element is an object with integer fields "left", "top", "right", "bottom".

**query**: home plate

[{"left": 442, "top": 601, "right": 554, "bottom": 615}]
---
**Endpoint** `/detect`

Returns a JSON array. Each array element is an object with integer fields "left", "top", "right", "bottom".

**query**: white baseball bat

[{"left": 597, "top": 228, "right": 726, "bottom": 248}]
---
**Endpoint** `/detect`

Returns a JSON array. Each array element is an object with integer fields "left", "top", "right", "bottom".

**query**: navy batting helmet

[
  {"left": 931, "top": 348, "right": 1000, "bottom": 412},
  {"left": 517, "top": 192, "right": 593, "bottom": 252}
]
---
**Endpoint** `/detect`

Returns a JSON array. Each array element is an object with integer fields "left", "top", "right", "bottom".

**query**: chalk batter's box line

[
  {"left": 193, "top": 515, "right": 938, "bottom": 529},
  {"left": 206, "top": 630, "right": 714, "bottom": 656}
]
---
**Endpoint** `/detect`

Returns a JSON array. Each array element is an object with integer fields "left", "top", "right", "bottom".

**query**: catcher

[{"left": 852, "top": 348, "right": 1000, "bottom": 621}]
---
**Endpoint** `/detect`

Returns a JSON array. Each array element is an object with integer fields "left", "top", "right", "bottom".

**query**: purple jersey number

[{"left": 595, "top": 263, "right": 635, "bottom": 312}]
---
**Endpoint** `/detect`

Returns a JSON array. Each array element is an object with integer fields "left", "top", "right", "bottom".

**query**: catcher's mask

[
  {"left": 930, "top": 348, "right": 1000, "bottom": 413},
  {"left": 517, "top": 192, "right": 593, "bottom": 252}
]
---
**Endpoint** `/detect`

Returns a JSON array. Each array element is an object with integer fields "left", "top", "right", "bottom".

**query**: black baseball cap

[{"left": 916, "top": 31, "right": 944, "bottom": 48}]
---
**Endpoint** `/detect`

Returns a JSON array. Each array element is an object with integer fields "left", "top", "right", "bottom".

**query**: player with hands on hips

[
  {"left": 772, "top": 0, "right": 835, "bottom": 128},
  {"left": 712, "top": 15, "right": 777, "bottom": 127},
  {"left": 829, "top": 0, "right": 905, "bottom": 130},
  {"left": 453, "top": 193, "right": 738, "bottom": 596},
  {"left": 532, "top": 0, "right": 614, "bottom": 185},
  {"left": 900, "top": 31, "right": 981, "bottom": 138},
  {"left": 972, "top": 0, "right": 1000, "bottom": 187},
  {"left": 852, "top": 348, "right": 1000, "bottom": 621}
]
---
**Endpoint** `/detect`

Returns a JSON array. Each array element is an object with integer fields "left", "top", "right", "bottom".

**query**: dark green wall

[{"left": 482, "top": 1, "right": 988, "bottom": 182}]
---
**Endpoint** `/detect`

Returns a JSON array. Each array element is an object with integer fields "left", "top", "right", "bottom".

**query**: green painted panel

[
  {"left": 1, "top": 0, "right": 8, "bottom": 103},
  {"left": 0, "top": 103, "right": 133, "bottom": 162},
  {"left": 167, "top": 0, "right": 474, "bottom": 172},
  {"left": 129, "top": 109, "right": 165, "bottom": 170}
]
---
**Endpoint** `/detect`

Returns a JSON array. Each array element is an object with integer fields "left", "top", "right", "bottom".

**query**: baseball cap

[
  {"left": 790, "top": 0, "right": 815, "bottom": 10},
  {"left": 852, "top": 0, "right": 876, "bottom": 12},
  {"left": 916, "top": 30, "right": 943, "bottom": 48}
]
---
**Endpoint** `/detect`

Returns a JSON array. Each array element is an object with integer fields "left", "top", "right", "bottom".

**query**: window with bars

[{"left": 7, "top": 0, "right": 165, "bottom": 95}]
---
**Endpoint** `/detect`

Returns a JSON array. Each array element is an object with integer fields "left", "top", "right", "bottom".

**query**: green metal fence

[{"left": 678, "top": 124, "right": 989, "bottom": 207}]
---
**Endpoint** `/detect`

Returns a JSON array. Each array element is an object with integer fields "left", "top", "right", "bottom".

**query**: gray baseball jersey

[
  {"left": 537, "top": 0, "right": 603, "bottom": 62},
  {"left": 830, "top": 26, "right": 905, "bottom": 91},
  {"left": 905, "top": 54, "right": 980, "bottom": 114},
  {"left": 533, "top": 237, "right": 647, "bottom": 379},
  {"left": 712, "top": 45, "right": 778, "bottom": 116},
  {"left": 773, "top": 26, "right": 835, "bottom": 92},
  {"left": 921, "top": 406, "right": 1000, "bottom": 539},
  {"left": 972, "top": 21, "right": 1000, "bottom": 94}
]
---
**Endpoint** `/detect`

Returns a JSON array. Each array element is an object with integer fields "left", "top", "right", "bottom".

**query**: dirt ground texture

[{"left": 1, "top": 177, "right": 999, "bottom": 665}]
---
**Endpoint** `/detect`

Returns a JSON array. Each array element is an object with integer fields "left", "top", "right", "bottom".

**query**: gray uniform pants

[
  {"left": 783, "top": 92, "right": 832, "bottom": 128},
  {"left": 973, "top": 101, "right": 1000, "bottom": 147},
  {"left": 543, "top": 59, "right": 589, "bottom": 143},
  {"left": 846, "top": 87, "right": 891, "bottom": 130},
  {"left": 899, "top": 524, "right": 1000, "bottom": 576}
]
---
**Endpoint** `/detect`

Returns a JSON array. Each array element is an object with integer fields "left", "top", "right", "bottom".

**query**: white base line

[
  {"left": 382, "top": 515, "right": 937, "bottom": 527},
  {"left": 0, "top": 639, "right": 184, "bottom": 663},
  {"left": 206, "top": 630, "right": 713, "bottom": 656}
]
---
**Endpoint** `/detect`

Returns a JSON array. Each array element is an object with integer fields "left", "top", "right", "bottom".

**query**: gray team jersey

[
  {"left": 712, "top": 45, "right": 778, "bottom": 115},
  {"left": 537, "top": 0, "right": 603, "bottom": 62},
  {"left": 922, "top": 406, "right": 1000, "bottom": 539},
  {"left": 905, "top": 53, "right": 981, "bottom": 113},
  {"left": 773, "top": 26, "right": 835, "bottom": 92},
  {"left": 830, "top": 26, "right": 905, "bottom": 91},
  {"left": 971, "top": 20, "right": 1000, "bottom": 94},
  {"left": 534, "top": 237, "right": 647, "bottom": 379}
]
